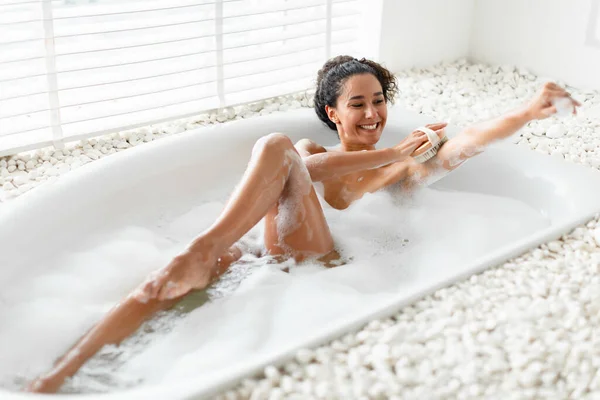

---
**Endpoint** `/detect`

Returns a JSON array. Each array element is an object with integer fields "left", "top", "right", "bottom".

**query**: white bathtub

[{"left": 1, "top": 106, "right": 600, "bottom": 399}]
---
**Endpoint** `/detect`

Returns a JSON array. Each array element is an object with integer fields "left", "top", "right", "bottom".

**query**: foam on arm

[{"left": 434, "top": 107, "right": 532, "bottom": 171}]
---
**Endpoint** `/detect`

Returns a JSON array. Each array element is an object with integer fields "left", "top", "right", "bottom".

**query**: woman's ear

[{"left": 325, "top": 105, "right": 339, "bottom": 124}]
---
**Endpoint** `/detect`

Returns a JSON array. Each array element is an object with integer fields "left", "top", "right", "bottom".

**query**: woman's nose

[{"left": 365, "top": 105, "right": 378, "bottom": 119}]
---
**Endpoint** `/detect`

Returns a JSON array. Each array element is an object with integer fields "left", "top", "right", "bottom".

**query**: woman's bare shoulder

[{"left": 294, "top": 138, "right": 328, "bottom": 157}]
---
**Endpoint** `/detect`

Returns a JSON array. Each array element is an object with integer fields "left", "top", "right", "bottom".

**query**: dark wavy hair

[{"left": 314, "top": 55, "right": 398, "bottom": 131}]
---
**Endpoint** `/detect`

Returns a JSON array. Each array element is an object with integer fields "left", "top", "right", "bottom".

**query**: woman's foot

[
  {"left": 318, "top": 249, "right": 345, "bottom": 267},
  {"left": 137, "top": 241, "right": 244, "bottom": 301},
  {"left": 27, "top": 370, "right": 65, "bottom": 393},
  {"left": 138, "top": 244, "right": 219, "bottom": 301}
]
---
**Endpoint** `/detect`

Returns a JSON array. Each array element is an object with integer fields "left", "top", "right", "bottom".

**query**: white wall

[
  {"left": 378, "top": 0, "right": 475, "bottom": 72},
  {"left": 470, "top": 0, "right": 600, "bottom": 90}
]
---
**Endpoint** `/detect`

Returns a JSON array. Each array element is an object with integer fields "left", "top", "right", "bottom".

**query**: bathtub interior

[{"left": 1, "top": 106, "right": 600, "bottom": 399}]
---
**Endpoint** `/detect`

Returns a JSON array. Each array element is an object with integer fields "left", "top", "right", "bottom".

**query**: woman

[{"left": 27, "top": 56, "right": 578, "bottom": 392}]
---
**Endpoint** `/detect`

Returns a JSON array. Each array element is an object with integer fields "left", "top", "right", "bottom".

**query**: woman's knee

[{"left": 254, "top": 132, "right": 294, "bottom": 155}]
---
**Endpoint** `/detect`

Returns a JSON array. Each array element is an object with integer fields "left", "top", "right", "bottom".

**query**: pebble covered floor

[{"left": 2, "top": 59, "right": 600, "bottom": 399}]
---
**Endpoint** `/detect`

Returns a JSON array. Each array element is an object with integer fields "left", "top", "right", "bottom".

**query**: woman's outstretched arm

[
  {"left": 400, "top": 82, "right": 580, "bottom": 187},
  {"left": 432, "top": 82, "right": 580, "bottom": 171}
]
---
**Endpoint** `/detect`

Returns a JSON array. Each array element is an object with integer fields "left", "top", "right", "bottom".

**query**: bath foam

[
  {"left": 60, "top": 187, "right": 543, "bottom": 390},
  {"left": 0, "top": 227, "right": 179, "bottom": 390},
  {"left": 2, "top": 107, "right": 600, "bottom": 399},
  {"left": 274, "top": 149, "right": 313, "bottom": 250}
]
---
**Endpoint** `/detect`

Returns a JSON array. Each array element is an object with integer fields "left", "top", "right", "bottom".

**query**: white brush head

[{"left": 412, "top": 136, "right": 449, "bottom": 163}]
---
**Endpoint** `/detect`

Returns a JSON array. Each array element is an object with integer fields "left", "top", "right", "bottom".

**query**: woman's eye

[
  {"left": 351, "top": 104, "right": 363, "bottom": 108},
  {"left": 374, "top": 99, "right": 385, "bottom": 104}
]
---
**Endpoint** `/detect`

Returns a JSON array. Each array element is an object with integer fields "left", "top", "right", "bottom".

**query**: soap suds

[{"left": 0, "top": 184, "right": 548, "bottom": 393}]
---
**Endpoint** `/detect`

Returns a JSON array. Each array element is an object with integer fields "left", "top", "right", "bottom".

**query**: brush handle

[{"left": 416, "top": 126, "right": 442, "bottom": 147}]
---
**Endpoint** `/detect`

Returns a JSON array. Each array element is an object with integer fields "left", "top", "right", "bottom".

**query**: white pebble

[
  {"left": 547, "top": 241, "right": 563, "bottom": 252},
  {"left": 546, "top": 124, "right": 567, "bottom": 139},
  {"left": 395, "top": 367, "right": 416, "bottom": 384},
  {"left": 3, "top": 182, "right": 16, "bottom": 191},
  {"left": 264, "top": 366, "right": 280, "bottom": 383},
  {"left": 372, "top": 343, "right": 390, "bottom": 362},
  {"left": 314, "top": 381, "right": 331, "bottom": 398},
  {"left": 279, "top": 376, "right": 295, "bottom": 393},
  {"left": 267, "top": 388, "right": 283, "bottom": 400},
  {"left": 295, "top": 348, "right": 314, "bottom": 364},
  {"left": 12, "top": 175, "right": 29, "bottom": 186},
  {"left": 43, "top": 167, "right": 59, "bottom": 177},
  {"left": 305, "top": 363, "right": 322, "bottom": 379},
  {"left": 591, "top": 228, "right": 600, "bottom": 247}
]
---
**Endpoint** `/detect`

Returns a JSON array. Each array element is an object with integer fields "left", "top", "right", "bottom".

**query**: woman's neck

[{"left": 340, "top": 142, "right": 376, "bottom": 152}]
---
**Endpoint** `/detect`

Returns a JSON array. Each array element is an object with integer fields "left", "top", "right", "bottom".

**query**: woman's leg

[
  {"left": 26, "top": 246, "right": 242, "bottom": 393},
  {"left": 26, "top": 133, "right": 332, "bottom": 393},
  {"left": 142, "top": 133, "right": 334, "bottom": 300},
  {"left": 263, "top": 140, "right": 335, "bottom": 259}
]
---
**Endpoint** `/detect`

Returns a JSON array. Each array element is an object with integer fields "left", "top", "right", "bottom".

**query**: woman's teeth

[{"left": 359, "top": 123, "right": 378, "bottom": 130}]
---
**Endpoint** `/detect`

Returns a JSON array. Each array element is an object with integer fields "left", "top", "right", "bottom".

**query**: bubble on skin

[
  {"left": 306, "top": 151, "right": 396, "bottom": 182},
  {"left": 274, "top": 149, "right": 313, "bottom": 249},
  {"left": 337, "top": 185, "right": 354, "bottom": 204},
  {"left": 60, "top": 348, "right": 82, "bottom": 367},
  {"left": 164, "top": 281, "right": 178, "bottom": 293},
  {"left": 131, "top": 288, "right": 150, "bottom": 304},
  {"left": 443, "top": 141, "right": 484, "bottom": 168},
  {"left": 31, "top": 380, "right": 43, "bottom": 391},
  {"left": 448, "top": 153, "right": 466, "bottom": 168},
  {"left": 409, "top": 167, "right": 448, "bottom": 188},
  {"left": 406, "top": 139, "right": 485, "bottom": 187},
  {"left": 215, "top": 134, "right": 293, "bottom": 230}
]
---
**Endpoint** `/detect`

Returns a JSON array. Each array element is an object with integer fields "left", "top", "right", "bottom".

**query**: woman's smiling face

[{"left": 326, "top": 73, "right": 388, "bottom": 150}]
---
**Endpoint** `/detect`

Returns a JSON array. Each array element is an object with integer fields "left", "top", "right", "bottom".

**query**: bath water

[{"left": 0, "top": 185, "right": 549, "bottom": 393}]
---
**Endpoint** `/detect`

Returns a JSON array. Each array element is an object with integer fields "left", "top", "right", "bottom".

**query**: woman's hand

[
  {"left": 525, "top": 82, "right": 581, "bottom": 120},
  {"left": 394, "top": 122, "right": 447, "bottom": 157}
]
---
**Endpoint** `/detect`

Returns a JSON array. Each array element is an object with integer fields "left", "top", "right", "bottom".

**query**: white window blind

[{"left": 0, "top": 0, "right": 363, "bottom": 156}]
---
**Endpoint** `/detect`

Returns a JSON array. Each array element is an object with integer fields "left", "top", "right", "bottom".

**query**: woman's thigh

[{"left": 263, "top": 150, "right": 334, "bottom": 260}]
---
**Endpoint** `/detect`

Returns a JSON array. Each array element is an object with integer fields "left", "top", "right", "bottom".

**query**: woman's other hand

[
  {"left": 395, "top": 122, "right": 447, "bottom": 156},
  {"left": 525, "top": 82, "right": 581, "bottom": 120}
]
